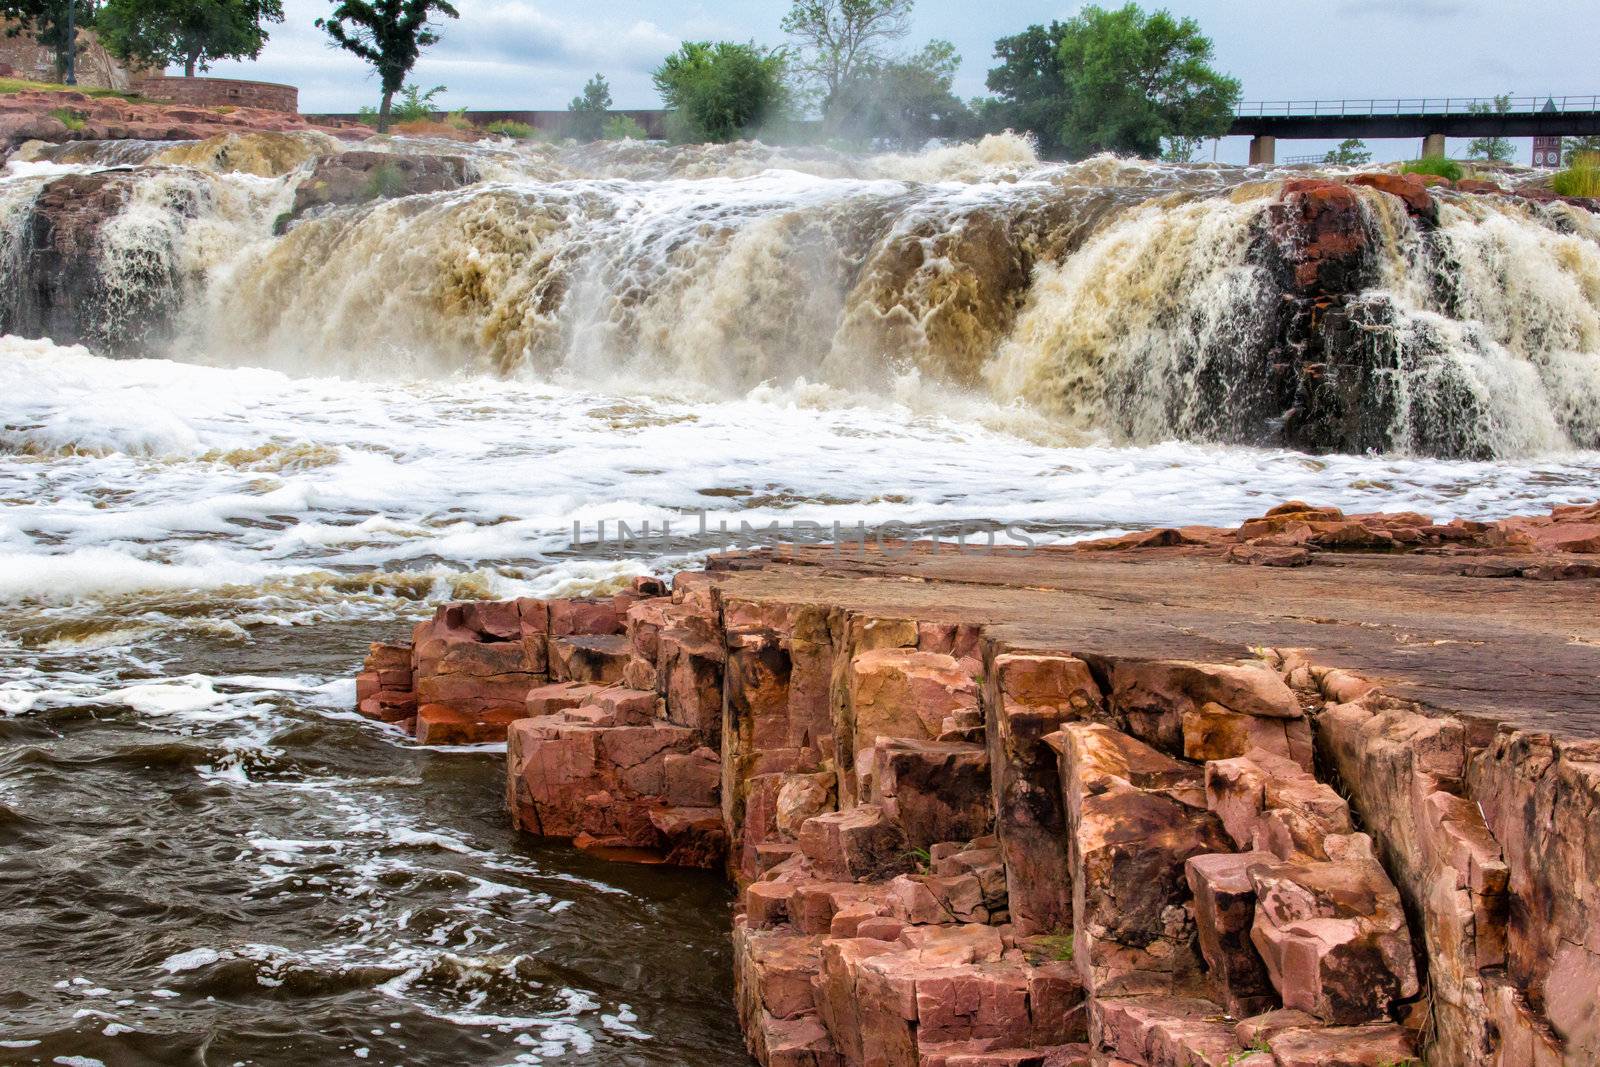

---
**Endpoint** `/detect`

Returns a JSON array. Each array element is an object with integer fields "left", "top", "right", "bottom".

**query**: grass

[
  {"left": 1037, "top": 932, "right": 1074, "bottom": 962},
  {"left": 0, "top": 75, "right": 137, "bottom": 100},
  {"left": 1224, "top": 1040, "right": 1272, "bottom": 1066},
  {"left": 1400, "top": 157, "right": 1464, "bottom": 182},
  {"left": 902, "top": 845, "right": 931, "bottom": 872},
  {"left": 1552, "top": 166, "right": 1600, "bottom": 197},
  {"left": 47, "top": 106, "right": 86, "bottom": 131}
]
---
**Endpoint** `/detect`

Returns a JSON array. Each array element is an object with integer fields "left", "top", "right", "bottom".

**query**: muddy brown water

[{"left": 0, "top": 621, "right": 749, "bottom": 1066}]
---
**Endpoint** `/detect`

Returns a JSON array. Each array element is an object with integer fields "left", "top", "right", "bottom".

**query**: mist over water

[{"left": 2, "top": 130, "right": 1599, "bottom": 1064}]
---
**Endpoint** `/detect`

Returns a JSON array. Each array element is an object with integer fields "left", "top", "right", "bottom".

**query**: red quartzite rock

[
  {"left": 984, "top": 652, "right": 1104, "bottom": 934},
  {"left": 1248, "top": 833, "right": 1419, "bottom": 1025}
]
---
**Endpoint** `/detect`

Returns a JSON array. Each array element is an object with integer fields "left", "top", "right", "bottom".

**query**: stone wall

[{"left": 135, "top": 75, "right": 298, "bottom": 114}]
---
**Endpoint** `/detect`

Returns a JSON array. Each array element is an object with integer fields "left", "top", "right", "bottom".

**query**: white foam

[{"left": 160, "top": 948, "right": 223, "bottom": 973}]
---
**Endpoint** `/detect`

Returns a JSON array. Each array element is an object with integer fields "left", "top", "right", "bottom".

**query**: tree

[
  {"left": 983, "top": 22, "right": 1072, "bottom": 156},
  {"left": 1562, "top": 136, "right": 1600, "bottom": 167},
  {"left": 1323, "top": 138, "right": 1372, "bottom": 166},
  {"left": 653, "top": 41, "right": 789, "bottom": 144},
  {"left": 567, "top": 73, "right": 611, "bottom": 141},
  {"left": 1466, "top": 95, "right": 1514, "bottom": 163},
  {"left": 985, "top": 4, "right": 1239, "bottom": 161},
  {"left": 1, "top": 0, "right": 97, "bottom": 82},
  {"left": 781, "top": 0, "right": 911, "bottom": 115},
  {"left": 99, "top": 0, "right": 284, "bottom": 78},
  {"left": 828, "top": 39, "right": 969, "bottom": 149},
  {"left": 316, "top": 0, "right": 459, "bottom": 133}
]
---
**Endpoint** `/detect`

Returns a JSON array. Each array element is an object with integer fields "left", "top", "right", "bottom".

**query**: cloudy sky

[{"left": 204, "top": 0, "right": 1599, "bottom": 163}]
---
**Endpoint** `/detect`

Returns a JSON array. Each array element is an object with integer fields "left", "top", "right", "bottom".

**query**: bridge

[{"left": 1230, "top": 94, "right": 1600, "bottom": 164}]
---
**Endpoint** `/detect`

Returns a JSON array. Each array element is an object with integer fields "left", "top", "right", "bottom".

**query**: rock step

[
  {"left": 548, "top": 633, "right": 631, "bottom": 684},
  {"left": 414, "top": 703, "right": 523, "bottom": 745}
]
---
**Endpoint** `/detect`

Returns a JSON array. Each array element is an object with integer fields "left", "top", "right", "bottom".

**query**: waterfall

[{"left": 2, "top": 131, "right": 1598, "bottom": 458}]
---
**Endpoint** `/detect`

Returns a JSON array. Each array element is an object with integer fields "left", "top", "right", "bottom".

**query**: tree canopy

[
  {"left": 653, "top": 41, "right": 789, "bottom": 144},
  {"left": 827, "top": 39, "right": 968, "bottom": 149},
  {"left": 986, "top": 4, "right": 1239, "bottom": 160},
  {"left": 316, "top": 0, "right": 459, "bottom": 132},
  {"left": 1466, "top": 95, "right": 1514, "bottom": 163},
  {"left": 99, "top": 0, "right": 284, "bottom": 78},
  {"left": 567, "top": 73, "right": 611, "bottom": 141},
  {"left": 781, "top": 0, "right": 911, "bottom": 114},
  {"left": 1323, "top": 138, "right": 1372, "bottom": 166}
]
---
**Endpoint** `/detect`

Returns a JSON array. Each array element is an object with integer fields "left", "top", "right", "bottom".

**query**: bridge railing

[{"left": 1235, "top": 95, "right": 1600, "bottom": 118}]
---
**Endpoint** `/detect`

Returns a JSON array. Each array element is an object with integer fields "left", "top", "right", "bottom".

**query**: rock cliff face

[{"left": 355, "top": 499, "right": 1600, "bottom": 1066}]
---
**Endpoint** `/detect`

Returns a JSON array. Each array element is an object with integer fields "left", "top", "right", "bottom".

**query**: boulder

[
  {"left": 1248, "top": 835, "right": 1420, "bottom": 1024},
  {"left": 872, "top": 737, "right": 993, "bottom": 849},
  {"left": 288, "top": 149, "right": 474, "bottom": 221}
]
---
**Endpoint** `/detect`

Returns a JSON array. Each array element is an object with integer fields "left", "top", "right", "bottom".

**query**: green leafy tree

[
  {"left": 781, "top": 0, "right": 911, "bottom": 115},
  {"left": 316, "top": 0, "right": 459, "bottom": 133},
  {"left": 1466, "top": 95, "right": 1514, "bottom": 163},
  {"left": 567, "top": 72, "right": 611, "bottom": 141},
  {"left": 99, "top": 0, "right": 285, "bottom": 78},
  {"left": 986, "top": 4, "right": 1239, "bottom": 161},
  {"left": 1562, "top": 135, "right": 1600, "bottom": 166},
  {"left": 1, "top": 0, "right": 98, "bottom": 82},
  {"left": 1323, "top": 137, "right": 1372, "bottom": 166},
  {"left": 653, "top": 41, "right": 789, "bottom": 144},
  {"left": 828, "top": 39, "right": 968, "bottom": 148},
  {"left": 983, "top": 22, "right": 1072, "bottom": 156}
]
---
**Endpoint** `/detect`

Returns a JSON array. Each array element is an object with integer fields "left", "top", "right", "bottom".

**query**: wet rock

[
  {"left": 1348, "top": 172, "right": 1436, "bottom": 217},
  {"left": 1, "top": 169, "right": 189, "bottom": 354},
  {"left": 286, "top": 149, "right": 474, "bottom": 223}
]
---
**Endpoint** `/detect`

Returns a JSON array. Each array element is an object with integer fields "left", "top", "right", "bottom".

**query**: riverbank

[{"left": 356, "top": 499, "right": 1600, "bottom": 1066}]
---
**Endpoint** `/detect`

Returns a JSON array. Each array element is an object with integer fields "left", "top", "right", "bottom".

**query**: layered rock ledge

[{"left": 353, "top": 500, "right": 1600, "bottom": 1066}]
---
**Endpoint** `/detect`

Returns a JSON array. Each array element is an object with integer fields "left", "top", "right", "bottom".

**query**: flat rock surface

[{"left": 709, "top": 539, "right": 1599, "bottom": 738}]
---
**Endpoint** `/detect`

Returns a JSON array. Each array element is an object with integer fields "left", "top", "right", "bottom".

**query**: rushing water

[{"left": 2, "top": 132, "right": 1599, "bottom": 1065}]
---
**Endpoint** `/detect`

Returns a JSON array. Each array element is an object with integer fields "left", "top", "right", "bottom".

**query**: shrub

[
  {"left": 1552, "top": 167, "right": 1600, "bottom": 198},
  {"left": 1401, "top": 157, "right": 1464, "bottom": 182},
  {"left": 602, "top": 114, "right": 647, "bottom": 140},
  {"left": 484, "top": 119, "right": 537, "bottom": 140}
]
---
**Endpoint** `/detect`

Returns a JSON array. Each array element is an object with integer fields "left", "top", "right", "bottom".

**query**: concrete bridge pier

[
  {"left": 1422, "top": 132, "right": 1447, "bottom": 159},
  {"left": 1248, "top": 135, "right": 1276, "bottom": 166}
]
